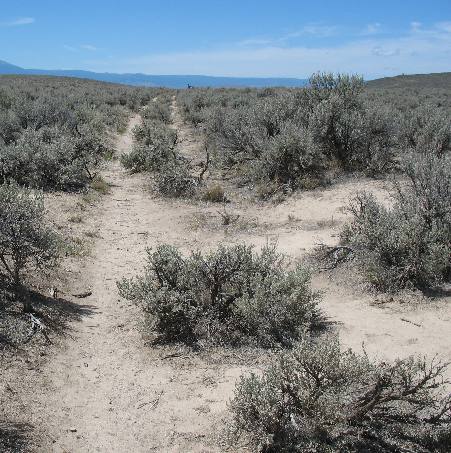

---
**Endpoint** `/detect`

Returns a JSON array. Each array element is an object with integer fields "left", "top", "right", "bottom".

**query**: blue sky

[{"left": 1, "top": 0, "right": 451, "bottom": 78}]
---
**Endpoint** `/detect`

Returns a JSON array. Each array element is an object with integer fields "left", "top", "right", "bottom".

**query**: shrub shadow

[
  {"left": 0, "top": 280, "right": 97, "bottom": 348},
  {"left": 0, "top": 421, "right": 32, "bottom": 453}
]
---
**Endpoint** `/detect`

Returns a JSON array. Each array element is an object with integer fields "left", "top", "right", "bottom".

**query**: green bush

[
  {"left": 400, "top": 104, "right": 451, "bottom": 155},
  {"left": 121, "top": 119, "right": 177, "bottom": 173},
  {"left": 203, "top": 73, "right": 397, "bottom": 193},
  {"left": 254, "top": 123, "right": 325, "bottom": 189},
  {"left": 118, "top": 244, "right": 322, "bottom": 347},
  {"left": 0, "top": 183, "right": 59, "bottom": 311},
  {"left": 202, "top": 184, "right": 226, "bottom": 202},
  {"left": 154, "top": 161, "right": 198, "bottom": 198},
  {"left": 0, "top": 125, "right": 108, "bottom": 190},
  {"left": 342, "top": 153, "right": 451, "bottom": 291},
  {"left": 229, "top": 338, "right": 451, "bottom": 452},
  {"left": 121, "top": 113, "right": 201, "bottom": 198},
  {"left": 141, "top": 101, "right": 172, "bottom": 124},
  {"left": 0, "top": 76, "right": 153, "bottom": 190}
]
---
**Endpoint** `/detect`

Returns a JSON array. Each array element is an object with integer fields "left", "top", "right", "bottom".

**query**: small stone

[{"left": 69, "top": 428, "right": 77, "bottom": 433}]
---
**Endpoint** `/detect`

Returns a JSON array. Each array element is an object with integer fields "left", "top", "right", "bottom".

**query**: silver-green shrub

[
  {"left": 121, "top": 119, "right": 177, "bottom": 173},
  {"left": 0, "top": 183, "right": 59, "bottom": 311},
  {"left": 342, "top": 152, "right": 451, "bottom": 291},
  {"left": 117, "top": 244, "right": 322, "bottom": 347},
  {"left": 229, "top": 338, "right": 451, "bottom": 452}
]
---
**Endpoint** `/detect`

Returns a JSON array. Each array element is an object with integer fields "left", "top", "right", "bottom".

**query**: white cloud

[
  {"left": 363, "top": 23, "right": 382, "bottom": 35},
  {"left": 82, "top": 22, "right": 451, "bottom": 79},
  {"left": 63, "top": 44, "right": 100, "bottom": 52},
  {"left": 63, "top": 44, "right": 78, "bottom": 52},
  {"left": 1, "top": 17, "right": 35, "bottom": 27},
  {"left": 291, "top": 24, "right": 338, "bottom": 38},
  {"left": 410, "top": 21, "right": 422, "bottom": 32},
  {"left": 238, "top": 24, "right": 338, "bottom": 48},
  {"left": 238, "top": 38, "right": 273, "bottom": 47},
  {"left": 372, "top": 46, "right": 400, "bottom": 57},
  {"left": 80, "top": 44, "right": 98, "bottom": 51}
]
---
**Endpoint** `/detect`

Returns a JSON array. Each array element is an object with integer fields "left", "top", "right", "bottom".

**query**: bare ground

[{"left": 1, "top": 102, "right": 450, "bottom": 452}]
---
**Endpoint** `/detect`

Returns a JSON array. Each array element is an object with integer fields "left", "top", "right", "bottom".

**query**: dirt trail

[{"left": 18, "top": 114, "right": 245, "bottom": 452}]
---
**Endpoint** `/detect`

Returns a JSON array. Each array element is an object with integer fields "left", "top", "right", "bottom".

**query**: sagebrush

[
  {"left": 118, "top": 244, "right": 322, "bottom": 347},
  {"left": 342, "top": 152, "right": 451, "bottom": 291},
  {"left": 229, "top": 338, "right": 451, "bottom": 452}
]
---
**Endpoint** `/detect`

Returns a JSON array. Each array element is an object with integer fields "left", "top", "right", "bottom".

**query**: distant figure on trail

[{"left": 187, "top": 84, "right": 194, "bottom": 89}]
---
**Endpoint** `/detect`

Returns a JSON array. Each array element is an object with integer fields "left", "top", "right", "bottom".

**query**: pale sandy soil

[{"left": 1, "top": 101, "right": 450, "bottom": 452}]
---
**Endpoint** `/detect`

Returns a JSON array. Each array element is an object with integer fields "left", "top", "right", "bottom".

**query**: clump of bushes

[
  {"left": 154, "top": 161, "right": 198, "bottom": 198},
  {"left": 121, "top": 119, "right": 178, "bottom": 173},
  {"left": 180, "top": 73, "right": 451, "bottom": 198},
  {"left": 0, "top": 75, "right": 155, "bottom": 191},
  {"left": 121, "top": 105, "right": 201, "bottom": 199},
  {"left": 342, "top": 152, "right": 451, "bottom": 292},
  {"left": 202, "top": 184, "right": 227, "bottom": 202},
  {"left": 202, "top": 73, "right": 397, "bottom": 191},
  {"left": 400, "top": 104, "right": 451, "bottom": 155},
  {"left": 254, "top": 123, "right": 326, "bottom": 190},
  {"left": 118, "top": 244, "right": 322, "bottom": 347},
  {"left": 0, "top": 183, "right": 60, "bottom": 312},
  {"left": 141, "top": 100, "right": 172, "bottom": 124},
  {"left": 229, "top": 337, "right": 451, "bottom": 452},
  {"left": 0, "top": 125, "right": 110, "bottom": 190}
]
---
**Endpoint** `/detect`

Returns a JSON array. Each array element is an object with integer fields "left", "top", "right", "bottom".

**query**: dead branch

[
  {"left": 218, "top": 208, "right": 240, "bottom": 226},
  {"left": 400, "top": 318, "right": 422, "bottom": 328},
  {"left": 72, "top": 291, "right": 92, "bottom": 298},
  {"left": 137, "top": 390, "right": 164, "bottom": 410},
  {"left": 198, "top": 145, "right": 211, "bottom": 183},
  {"left": 26, "top": 313, "right": 52, "bottom": 344},
  {"left": 316, "top": 244, "right": 354, "bottom": 269}
]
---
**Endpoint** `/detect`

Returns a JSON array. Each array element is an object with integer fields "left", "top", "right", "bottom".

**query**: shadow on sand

[
  {"left": 0, "top": 421, "right": 33, "bottom": 453},
  {"left": 1, "top": 280, "right": 98, "bottom": 348}
]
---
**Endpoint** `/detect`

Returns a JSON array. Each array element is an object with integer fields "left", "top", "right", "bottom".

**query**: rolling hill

[{"left": 366, "top": 72, "right": 451, "bottom": 90}]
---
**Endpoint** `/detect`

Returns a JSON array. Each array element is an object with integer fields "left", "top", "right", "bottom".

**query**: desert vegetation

[
  {"left": 118, "top": 244, "right": 322, "bottom": 347},
  {"left": 178, "top": 73, "right": 450, "bottom": 197},
  {"left": 0, "top": 76, "right": 154, "bottom": 190},
  {"left": 341, "top": 152, "right": 451, "bottom": 292},
  {"left": 121, "top": 93, "right": 203, "bottom": 197},
  {"left": 229, "top": 338, "right": 451, "bottom": 452},
  {"left": 0, "top": 76, "right": 154, "bottom": 320},
  {"left": 2, "top": 72, "right": 451, "bottom": 452},
  {"left": 0, "top": 183, "right": 60, "bottom": 312}
]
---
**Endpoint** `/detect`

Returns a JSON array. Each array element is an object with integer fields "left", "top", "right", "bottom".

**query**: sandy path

[{"left": 20, "top": 114, "right": 245, "bottom": 452}]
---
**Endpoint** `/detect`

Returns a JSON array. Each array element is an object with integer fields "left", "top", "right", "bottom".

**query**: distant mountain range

[{"left": 0, "top": 59, "right": 308, "bottom": 88}]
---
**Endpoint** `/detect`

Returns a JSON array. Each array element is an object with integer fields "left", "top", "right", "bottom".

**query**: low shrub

[
  {"left": 400, "top": 104, "right": 451, "bottom": 155},
  {"left": 118, "top": 244, "right": 322, "bottom": 347},
  {"left": 90, "top": 175, "right": 111, "bottom": 194},
  {"left": 154, "top": 161, "right": 198, "bottom": 198},
  {"left": 254, "top": 123, "right": 325, "bottom": 189},
  {"left": 121, "top": 114, "right": 201, "bottom": 199},
  {"left": 229, "top": 338, "right": 451, "bottom": 452},
  {"left": 202, "top": 184, "right": 226, "bottom": 203},
  {"left": 0, "top": 183, "right": 59, "bottom": 311},
  {"left": 141, "top": 101, "right": 172, "bottom": 124},
  {"left": 342, "top": 152, "right": 451, "bottom": 291},
  {"left": 121, "top": 119, "right": 177, "bottom": 173}
]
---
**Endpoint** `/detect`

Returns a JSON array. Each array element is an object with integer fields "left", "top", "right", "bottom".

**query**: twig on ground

[
  {"left": 72, "top": 291, "right": 92, "bottom": 298},
  {"left": 26, "top": 313, "right": 52, "bottom": 344},
  {"left": 316, "top": 243, "right": 354, "bottom": 270},
  {"left": 137, "top": 390, "right": 164, "bottom": 410},
  {"left": 400, "top": 318, "right": 422, "bottom": 328}
]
